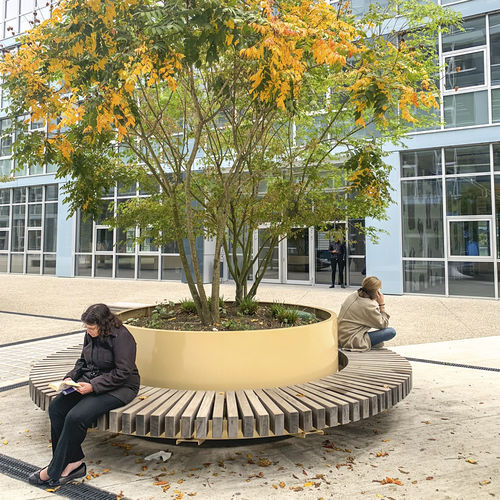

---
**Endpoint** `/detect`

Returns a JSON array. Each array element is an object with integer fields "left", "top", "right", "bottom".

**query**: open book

[{"left": 48, "top": 380, "right": 82, "bottom": 394}]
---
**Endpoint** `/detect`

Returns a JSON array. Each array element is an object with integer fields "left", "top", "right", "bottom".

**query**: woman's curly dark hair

[{"left": 81, "top": 303, "right": 122, "bottom": 337}]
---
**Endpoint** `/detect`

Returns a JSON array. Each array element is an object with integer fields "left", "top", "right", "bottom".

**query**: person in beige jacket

[{"left": 337, "top": 276, "right": 396, "bottom": 351}]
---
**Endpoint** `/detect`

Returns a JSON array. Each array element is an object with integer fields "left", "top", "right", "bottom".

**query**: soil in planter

[{"left": 123, "top": 301, "right": 319, "bottom": 332}]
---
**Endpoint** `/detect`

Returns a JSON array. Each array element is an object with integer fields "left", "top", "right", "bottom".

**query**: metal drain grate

[
  {"left": 0, "top": 381, "right": 28, "bottom": 392},
  {"left": 0, "top": 452, "right": 127, "bottom": 500},
  {"left": 405, "top": 357, "right": 500, "bottom": 372}
]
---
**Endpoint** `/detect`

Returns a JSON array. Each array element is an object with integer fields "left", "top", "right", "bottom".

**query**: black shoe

[
  {"left": 59, "top": 463, "right": 86, "bottom": 485},
  {"left": 341, "top": 284, "right": 346, "bottom": 288},
  {"left": 28, "top": 469, "right": 49, "bottom": 485},
  {"left": 329, "top": 284, "right": 335, "bottom": 288}
]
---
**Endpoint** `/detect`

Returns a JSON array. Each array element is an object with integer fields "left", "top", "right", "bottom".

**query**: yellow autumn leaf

[{"left": 2, "top": 440, "right": 7, "bottom": 445}]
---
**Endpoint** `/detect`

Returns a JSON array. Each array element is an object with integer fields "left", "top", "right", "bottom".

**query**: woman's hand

[
  {"left": 376, "top": 290, "right": 385, "bottom": 305},
  {"left": 76, "top": 382, "right": 93, "bottom": 395}
]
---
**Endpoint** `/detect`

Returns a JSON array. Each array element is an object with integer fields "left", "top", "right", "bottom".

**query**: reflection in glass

[
  {"left": 287, "top": 228, "right": 309, "bottom": 281},
  {"left": 28, "top": 186, "right": 43, "bottom": 202},
  {"left": 446, "top": 176, "right": 491, "bottom": 216},
  {"left": 348, "top": 220, "right": 365, "bottom": 255},
  {"left": 116, "top": 228, "right": 135, "bottom": 253},
  {"left": 494, "top": 145, "right": 500, "bottom": 171},
  {"left": 348, "top": 258, "right": 365, "bottom": 286},
  {"left": 258, "top": 228, "right": 279, "bottom": 280},
  {"left": 495, "top": 175, "right": 500, "bottom": 257},
  {"left": 0, "top": 206, "right": 9, "bottom": 227},
  {"left": 27, "top": 230, "right": 41, "bottom": 251},
  {"left": 315, "top": 228, "right": 332, "bottom": 285},
  {"left": 401, "top": 149, "right": 441, "bottom": 177},
  {"left": 0, "top": 189, "right": 10, "bottom": 204},
  {"left": 403, "top": 261, "right": 445, "bottom": 294},
  {"left": 0, "top": 254, "right": 7, "bottom": 272},
  {"left": 95, "top": 255, "right": 113, "bottom": 277},
  {"left": 444, "top": 91, "right": 488, "bottom": 128},
  {"left": 162, "top": 255, "right": 182, "bottom": 280},
  {"left": 448, "top": 261, "right": 494, "bottom": 297},
  {"left": 445, "top": 145, "right": 490, "bottom": 174},
  {"left": 449, "top": 220, "right": 490, "bottom": 256},
  {"left": 27, "top": 253, "right": 41, "bottom": 274},
  {"left": 402, "top": 179, "right": 444, "bottom": 258},
  {"left": 76, "top": 211, "right": 92, "bottom": 253},
  {"left": 45, "top": 184, "right": 58, "bottom": 201},
  {"left": 10, "top": 254, "right": 23, "bottom": 273},
  {"left": 162, "top": 241, "right": 179, "bottom": 254},
  {"left": 12, "top": 205, "right": 25, "bottom": 251},
  {"left": 96, "top": 228, "right": 113, "bottom": 251},
  {"left": 43, "top": 254, "right": 56, "bottom": 275},
  {"left": 116, "top": 256, "right": 135, "bottom": 278},
  {"left": 492, "top": 89, "right": 500, "bottom": 124},
  {"left": 490, "top": 13, "right": 500, "bottom": 86},
  {"left": 96, "top": 200, "right": 113, "bottom": 225},
  {"left": 44, "top": 203, "right": 57, "bottom": 252},
  {"left": 442, "top": 16, "right": 486, "bottom": 52},
  {"left": 139, "top": 256, "right": 158, "bottom": 279},
  {"left": 445, "top": 52, "right": 484, "bottom": 90},
  {"left": 13, "top": 188, "right": 26, "bottom": 203},
  {"left": 0, "top": 231, "right": 8, "bottom": 250},
  {"left": 75, "top": 255, "right": 92, "bottom": 276},
  {"left": 28, "top": 204, "right": 42, "bottom": 227}
]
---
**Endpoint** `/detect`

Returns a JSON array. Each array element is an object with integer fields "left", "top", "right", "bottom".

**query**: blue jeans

[{"left": 368, "top": 327, "right": 396, "bottom": 347}]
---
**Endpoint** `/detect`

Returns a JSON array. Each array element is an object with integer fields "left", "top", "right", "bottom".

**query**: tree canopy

[{"left": 0, "top": 0, "right": 459, "bottom": 324}]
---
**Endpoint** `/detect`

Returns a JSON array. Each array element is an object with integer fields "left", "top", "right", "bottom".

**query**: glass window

[
  {"left": 13, "top": 187, "right": 25, "bottom": 203},
  {"left": 117, "top": 182, "right": 136, "bottom": 196},
  {"left": 448, "top": 261, "right": 494, "bottom": 297},
  {"left": 27, "top": 229, "right": 41, "bottom": 250},
  {"left": 494, "top": 145, "right": 500, "bottom": 171},
  {"left": 96, "top": 228, "right": 113, "bottom": 251},
  {"left": 27, "top": 254, "right": 40, "bottom": 274},
  {"left": 347, "top": 257, "right": 365, "bottom": 286},
  {"left": 490, "top": 13, "right": 500, "bottom": 86},
  {"left": 0, "top": 230, "right": 8, "bottom": 251},
  {"left": 29, "top": 164, "right": 43, "bottom": 175},
  {"left": 403, "top": 261, "right": 445, "bottom": 294},
  {"left": 95, "top": 255, "right": 113, "bottom": 277},
  {"left": 139, "top": 256, "right": 158, "bottom": 279},
  {"left": 116, "top": 255, "right": 135, "bottom": 278},
  {"left": 76, "top": 212, "right": 92, "bottom": 253},
  {"left": 446, "top": 176, "right": 491, "bottom": 216},
  {"left": 11, "top": 205, "right": 25, "bottom": 251},
  {"left": 43, "top": 254, "right": 56, "bottom": 274},
  {"left": 44, "top": 203, "right": 57, "bottom": 252},
  {"left": 492, "top": 89, "right": 500, "bottom": 124},
  {"left": 0, "top": 254, "right": 7, "bottom": 272},
  {"left": 0, "top": 159, "right": 11, "bottom": 176},
  {"left": 28, "top": 204, "right": 42, "bottom": 227},
  {"left": 401, "top": 149, "right": 441, "bottom": 177},
  {"left": 162, "top": 241, "right": 179, "bottom": 254},
  {"left": 161, "top": 255, "right": 182, "bottom": 280},
  {"left": 442, "top": 17, "right": 486, "bottom": 52},
  {"left": 444, "top": 52, "right": 484, "bottom": 90},
  {"left": 0, "top": 206, "right": 9, "bottom": 227},
  {"left": 5, "top": 0, "right": 19, "bottom": 18},
  {"left": 45, "top": 184, "right": 58, "bottom": 201},
  {"left": 28, "top": 186, "right": 43, "bottom": 202},
  {"left": 449, "top": 220, "right": 490, "bottom": 257},
  {"left": 315, "top": 228, "right": 331, "bottom": 285},
  {"left": 495, "top": 175, "right": 500, "bottom": 257},
  {"left": 0, "top": 189, "right": 10, "bottom": 204},
  {"left": 444, "top": 91, "right": 488, "bottom": 128},
  {"left": 444, "top": 145, "right": 490, "bottom": 175},
  {"left": 75, "top": 255, "right": 92, "bottom": 276},
  {"left": 10, "top": 254, "right": 24, "bottom": 273},
  {"left": 116, "top": 228, "right": 135, "bottom": 253},
  {"left": 96, "top": 200, "right": 113, "bottom": 225},
  {"left": 21, "top": 0, "right": 36, "bottom": 15},
  {"left": 402, "top": 179, "right": 444, "bottom": 258},
  {"left": 139, "top": 229, "right": 157, "bottom": 252},
  {"left": 258, "top": 228, "right": 279, "bottom": 280},
  {"left": 347, "top": 220, "right": 365, "bottom": 255}
]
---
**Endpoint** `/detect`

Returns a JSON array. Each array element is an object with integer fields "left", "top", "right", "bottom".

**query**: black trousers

[
  {"left": 331, "top": 258, "right": 345, "bottom": 285},
  {"left": 47, "top": 391, "right": 123, "bottom": 480}
]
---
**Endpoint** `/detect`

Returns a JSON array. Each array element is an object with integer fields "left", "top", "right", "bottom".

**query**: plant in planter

[{"left": 1, "top": 0, "right": 459, "bottom": 327}]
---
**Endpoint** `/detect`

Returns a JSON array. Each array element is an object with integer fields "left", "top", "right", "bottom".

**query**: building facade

[{"left": 1, "top": 0, "right": 499, "bottom": 299}]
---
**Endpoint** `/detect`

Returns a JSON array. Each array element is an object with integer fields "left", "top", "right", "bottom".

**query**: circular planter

[{"left": 118, "top": 304, "right": 338, "bottom": 391}]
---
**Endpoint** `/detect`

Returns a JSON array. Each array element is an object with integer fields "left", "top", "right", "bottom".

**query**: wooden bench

[{"left": 29, "top": 346, "right": 412, "bottom": 440}]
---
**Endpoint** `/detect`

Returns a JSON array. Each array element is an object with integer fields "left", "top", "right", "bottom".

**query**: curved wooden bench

[{"left": 29, "top": 346, "right": 412, "bottom": 440}]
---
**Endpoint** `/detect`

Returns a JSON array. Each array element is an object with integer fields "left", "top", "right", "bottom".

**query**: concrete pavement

[{"left": 0, "top": 275, "right": 499, "bottom": 499}]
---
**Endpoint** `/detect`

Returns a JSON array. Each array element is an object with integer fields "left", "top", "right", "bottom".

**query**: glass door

[
  {"left": 285, "top": 227, "right": 312, "bottom": 283},
  {"left": 256, "top": 227, "right": 280, "bottom": 282}
]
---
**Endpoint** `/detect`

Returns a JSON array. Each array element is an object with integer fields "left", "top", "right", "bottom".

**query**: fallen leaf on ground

[
  {"left": 373, "top": 477, "right": 403, "bottom": 486},
  {"left": 467, "top": 458, "right": 477, "bottom": 464},
  {"left": 480, "top": 480, "right": 491, "bottom": 485},
  {"left": 426, "top": 476, "right": 433, "bottom": 480},
  {"left": 154, "top": 481, "right": 169, "bottom": 486},
  {"left": 258, "top": 459, "right": 271, "bottom": 467},
  {"left": 376, "top": 452, "right": 388, "bottom": 457}
]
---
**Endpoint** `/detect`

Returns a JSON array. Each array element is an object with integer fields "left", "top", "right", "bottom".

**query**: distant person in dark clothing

[
  {"left": 329, "top": 239, "right": 346, "bottom": 288},
  {"left": 28, "top": 304, "right": 140, "bottom": 487}
]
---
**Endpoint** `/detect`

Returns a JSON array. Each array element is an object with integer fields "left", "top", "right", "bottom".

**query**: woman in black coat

[{"left": 29, "top": 303, "right": 140, "bottom": 486}]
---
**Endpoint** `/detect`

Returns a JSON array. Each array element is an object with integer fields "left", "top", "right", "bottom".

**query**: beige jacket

[{"left": 337, "top": 291, "right": 390, "bottom": 351}]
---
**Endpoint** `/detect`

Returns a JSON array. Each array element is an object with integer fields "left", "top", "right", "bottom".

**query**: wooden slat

[
  {"left": 180, "top": 391, "right": 206, "bottom": 439},
  {"left": 211, "top": 392, "right": 225, "bottom": 439},
  {"left": 149, "top": 390, "right": 187, "bottom": 437},
  {"left": 235, "top": 390, "right": 255, "bottom": 438},
  {"left": 226, "top": 391, "right": 239, "bottom": 438},
  {"left": 164, "top": 391, "right": 196, "bottom": 437},
  {"left": 195, "top": 391, "right": 216, "bottom": 439},
  {"left": 273, "top": 388, "right": 313, "bottom": 432},
  {"left": 244, "top": 390, "right": 270, "bottom": 437},
  {"left": 136, "top": 389, "right": 178, "bottom": 436},
  {"left": 262, "top": 389, "right": 299, "bottom": 434},
  {"left": 253, "top": 389, "right": 284, "bottom": 436},
  {"left": 280, "top": 386, "right": 326, "bottom": 429},
  {"left": 121, "top": 387, "right": 166, "bottom": 434}
]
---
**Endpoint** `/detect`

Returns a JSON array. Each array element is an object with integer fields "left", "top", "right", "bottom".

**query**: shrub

[
  {"left": 270, "top": 302, "right": 300, "bottom": 326},
  {"left": 180, "top": 298, "right": 197, "bottom": 314},
  {"left": 239, "top": 297, "right": 259, "bottom": 315},
  {"left": 269, "top": 302, "right": 286, "bottom": 318}
]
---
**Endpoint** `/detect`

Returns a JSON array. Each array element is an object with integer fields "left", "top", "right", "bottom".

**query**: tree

[{"left": 0, "top": 0, "right": 459, "bottom": 324}]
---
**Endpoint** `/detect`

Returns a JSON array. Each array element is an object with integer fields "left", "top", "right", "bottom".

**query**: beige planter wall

[{"left": 119, "top": 305, "right": 338, "bottom": 391}]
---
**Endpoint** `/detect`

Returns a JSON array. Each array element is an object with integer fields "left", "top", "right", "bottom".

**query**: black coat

[
  {"left": 329, "top": 241, "right": 346, "bottom": 261},
  {"left": 65, "top": 325, "right": 140, "bottom": 404}
]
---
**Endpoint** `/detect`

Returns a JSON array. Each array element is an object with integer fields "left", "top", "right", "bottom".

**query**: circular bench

[{"left": 29, "top": 346, "right": 412, "bottom": 440}]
